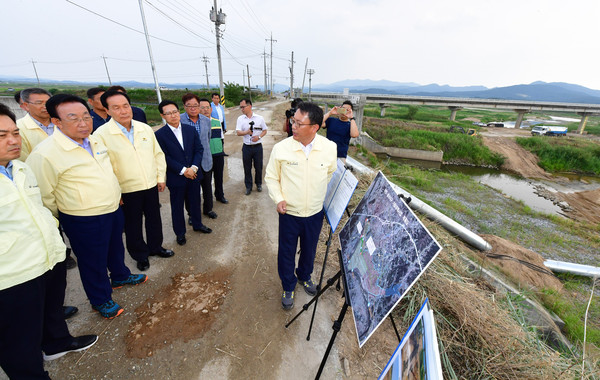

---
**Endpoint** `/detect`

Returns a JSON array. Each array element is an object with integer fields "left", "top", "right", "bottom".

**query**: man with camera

[
  {"left": 322, "top": 100, "right": 360, "bottom": 163},
  {"left": 283, "top": 98, "right": 303, "bottom": 138},
  {"left": 236, "top": 99, "right": 268, "bottom": 195}
]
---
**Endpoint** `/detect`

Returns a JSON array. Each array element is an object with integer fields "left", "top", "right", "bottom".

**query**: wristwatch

[{"left": 350, "top": 117, "right": 356, "bottom": 121}]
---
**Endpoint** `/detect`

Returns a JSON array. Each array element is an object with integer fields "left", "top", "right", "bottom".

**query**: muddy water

[{"left": 379, "top": 154, "right": 600, "bottom": 217}]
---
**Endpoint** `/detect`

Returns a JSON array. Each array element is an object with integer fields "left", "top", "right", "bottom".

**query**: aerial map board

[{"left": 339, "top": 172, "right": 442, "bottom": 347}]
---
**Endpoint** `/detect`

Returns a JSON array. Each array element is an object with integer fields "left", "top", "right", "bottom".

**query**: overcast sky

[{"left": 4, "top": 0, "right": 600, "bottom": 90}]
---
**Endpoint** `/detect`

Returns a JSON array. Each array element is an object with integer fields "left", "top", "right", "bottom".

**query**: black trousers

[
  {"left": 0, "top": 261, "right": 72, "bottom": 379},
  {"left": 121, "top": 186, "right": 163, "bottom": 261},
  {"left": 212, "top": 155, "right": 225, "bottom": 201},
  {"left": 170, "top": 178, "right": 202, "bottom": 237},
  {"left": 242, "top": 144, "right": 263, "bottom": 190},
  {"left": 200, "top": 169, "right": 213, "bottom": 214}
]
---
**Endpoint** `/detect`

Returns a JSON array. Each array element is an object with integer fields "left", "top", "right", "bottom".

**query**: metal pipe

[{"left": 544, "top": 260, "right": 600, "bottom": 278}]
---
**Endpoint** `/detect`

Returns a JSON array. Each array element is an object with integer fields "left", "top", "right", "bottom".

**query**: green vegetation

[
  {"left": 364, "top": 121, "right": 505, "bottom": 166},
  {"left": 516, "top": 136, "right": 600, "bottom": 175},
  {"left": 540, "top": 280, "right": 600, "bottom": 347}
]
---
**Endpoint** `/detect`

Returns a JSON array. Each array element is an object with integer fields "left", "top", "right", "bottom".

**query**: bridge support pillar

[
  {"left": 379, "top": 103, "right": 389, "bottom": 117},
  {"left": 577, "top": 112, "right": 590, "bottom": 134},
  {"left": 448, "top": 106, "right": 462, "bottom": 121},
  {"left": 514, "top": 109, "right": 529, "bottom": 129},
  {"left": 354, "top": 95, "right": 367, "bottom": 137}
]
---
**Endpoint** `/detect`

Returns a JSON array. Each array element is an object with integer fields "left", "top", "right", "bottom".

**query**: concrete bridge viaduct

[{"left": 307, "top": 92, "right": 600, "bottom": 134}]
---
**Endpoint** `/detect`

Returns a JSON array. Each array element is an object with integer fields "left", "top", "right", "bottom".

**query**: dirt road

[
  {"left": 5, "top": 99, "right": 375, "bottom": 380},
  {"left": 480, "top": 127, "right": 600, "bottom": 224}
]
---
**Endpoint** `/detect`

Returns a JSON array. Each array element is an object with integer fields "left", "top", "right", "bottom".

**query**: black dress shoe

[
  {"left": 193, "top": 225, "right": 212, "bottom": 234},
  {"left": 63, "top": 306, "right": 78, "bottom": 320},
  {"left": 65, "top": 255, "right": 77, "bottom": 269},
  {"left": 204, "top": 210, "right": 218, "bottom": 219},
  {"left": 217, "top": 197, "right": 229, "bottom": 204},
  {"left": 177, "top": 235, "right": 187, "bottom": 245},
  {"left": 43, "top": 335, "right": 98, "bottom": 361},
  {"left": 245, "top": 188, "right": 251, "bottom": 195},
  {"left": 137, "top": 259, "right": 150, "bottom": 271},
  {"left": 256, "top": 185, "right": 262, "bottom": 192},
  {"left": 150, "top": 248, "right": 174, "bottom": 258},
  {"left": 188, "top": 218, "right": 193, "bottom": 226}
]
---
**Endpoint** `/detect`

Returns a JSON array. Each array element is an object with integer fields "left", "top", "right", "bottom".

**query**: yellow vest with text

[
  {"left": 0, "top": 160, "right": 66, "bottom": 290},
  {"left": 93, "top": 119, "right": 166, "bottom": 193},
  {"left": 25, "top": 131, "right": 121, "bottom": 217},
  {"left": 265, "top": 134, "right": 337, "bottom": 217}
]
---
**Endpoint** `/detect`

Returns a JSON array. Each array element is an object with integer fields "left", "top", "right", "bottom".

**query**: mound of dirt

[
  {"left": 554, "top": 188, "right": 600, "bottom": 224},
  {"left": 481, "top": 136, "right": 554, "bottom": 179},
  {"left": 477, "top": 235, "right": 563, "bottom": 292},
  {"left": 126, "top": 269, "right": 231, "bottom": 358}
]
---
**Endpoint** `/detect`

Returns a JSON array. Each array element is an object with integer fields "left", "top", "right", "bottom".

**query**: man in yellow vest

[
  {"left": 93, "top": 89, "right": 172, "bottom": 272},
  {"left": 16, "top": 88, "right": 54, "bottom": 161},
  {"left": 0, "top": 103, "right": 97, "bottom": 378},
  {"left": 17, "top": 87, "right": 78, "bottom": 311},
  {"left": 27, "top": 94, "right": 147, "bottom": 320}
]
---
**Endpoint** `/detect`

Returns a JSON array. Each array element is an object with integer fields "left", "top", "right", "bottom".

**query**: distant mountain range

[
  {"left": 312, "top": 80, "right": 600, "bottom": 104},
  {"left": 2, "top": 75, "right": 600, "bottom": 104}
]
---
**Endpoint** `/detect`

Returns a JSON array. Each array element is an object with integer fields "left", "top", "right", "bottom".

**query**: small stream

[{"left": 379, "top": 155, "right": 600, "bottom": 217}]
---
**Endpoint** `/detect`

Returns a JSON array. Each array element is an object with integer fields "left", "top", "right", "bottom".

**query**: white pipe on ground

[{"left": 544, "top": 260, "right": 600, "bottom": 278}]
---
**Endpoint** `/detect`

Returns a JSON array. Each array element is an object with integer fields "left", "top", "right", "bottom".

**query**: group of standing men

[
  {"left": 0, "top": 87, "right": 229, "bottom": 379},
  {"left": 1, "top": 84, "right": 360, "bottom": 377}
]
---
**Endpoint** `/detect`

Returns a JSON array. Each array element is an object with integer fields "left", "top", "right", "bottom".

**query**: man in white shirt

[{"left": 236, "top": 99, "right": 268, "bottom": 195}]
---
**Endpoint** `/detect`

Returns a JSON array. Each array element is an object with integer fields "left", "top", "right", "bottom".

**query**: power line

[
  {"left": 65, "top": 0, "right": 208, "bottom": 49},
  {"left": 228, "top": 4, "right": 265, "bottom": 38},
  {"left": 144, "top": 0, "right": 214, "bottom": 45},
  {"left": 239, "top": 0, "right": 270, "bottom": 36},
  {"left": 154, "top": 0, "right": 213, "bottom": 32}
]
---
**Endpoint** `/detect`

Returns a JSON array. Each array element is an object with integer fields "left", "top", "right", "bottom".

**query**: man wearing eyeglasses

[
  {"left": 156, "top": 100, "right": 208, "bottom": 246},
  {"left": 180, "top": 94, "right": 218, "bottom": 220},
  {"left": 265, "top": 102, "right": 337, "bottom": 310},
  {"left": 27, "top": 94, "right": 145, "bottom": 320},
  {"left": 236, "top": 99, "right": 268, "bottom": 195},
  {"left": 93, "top": 90, "right": 172, "bottom": 272},
  {"left": 16, "top": 88, "right": 53, "bottom": 161}
]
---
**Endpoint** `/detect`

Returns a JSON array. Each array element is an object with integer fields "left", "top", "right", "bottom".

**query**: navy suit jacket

[{"left": 155, "top": 124, "right": 203, "bottom": 187}]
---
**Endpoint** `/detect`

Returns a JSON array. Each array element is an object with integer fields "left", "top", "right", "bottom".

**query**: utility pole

[
  {"left": 31, "top": 59, "right": 40, "bottom": 86},
  {"left": 201, "top": 54, "right": 210, "bottom": 89},
  {"left": 300, "top": 58, "right": 308, "bottom": 97},
  {"left": 266, "top": 33, "right": 276, "bottom": 97},
  {"left": 307, "top": 68, "right": 315, "bottom": 101},
  {"left": 247, "top": 64, "right": 252, "bottom": 102},
  {"left": 101, "top": 55, "right": 112, "bottom": 85},
  {"left": 138, "top": 0, "right": 162, "bottom": 103},
  {"left": 262, "top": 50, "right": 268, "bottom": 95},
  {"left": 210, "top": 3, "right": 226, "bottom": 98},
  {"left": 242, "top": 69, "right": 246, "bottom": 94},
  {"left": 289, "top": 51, "right": 295, "bottom": 98}
]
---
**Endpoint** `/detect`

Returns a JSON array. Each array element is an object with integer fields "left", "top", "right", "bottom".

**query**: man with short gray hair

[{"left": 16, "top": 88, "right": 53, "bottom": 161}]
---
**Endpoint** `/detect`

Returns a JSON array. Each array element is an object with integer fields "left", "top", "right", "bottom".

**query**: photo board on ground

[
  {"left": 324, "top": 159, "right": 359, "bottom": 232},
  {"left": 378, "top": 299, "right": 443, "bottom": 380},
  {"left": 339, "top": 171, "right": 443, "bottom": 347}
]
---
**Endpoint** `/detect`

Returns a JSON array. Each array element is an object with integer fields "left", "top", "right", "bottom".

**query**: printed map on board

[{"left": 339, "top": 172, "right": 442, "bottom": 347}]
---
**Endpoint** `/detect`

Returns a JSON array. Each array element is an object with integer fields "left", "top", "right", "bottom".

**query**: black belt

[{"left": 244, "top": 143, "right": 262, "bottom": 147}]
